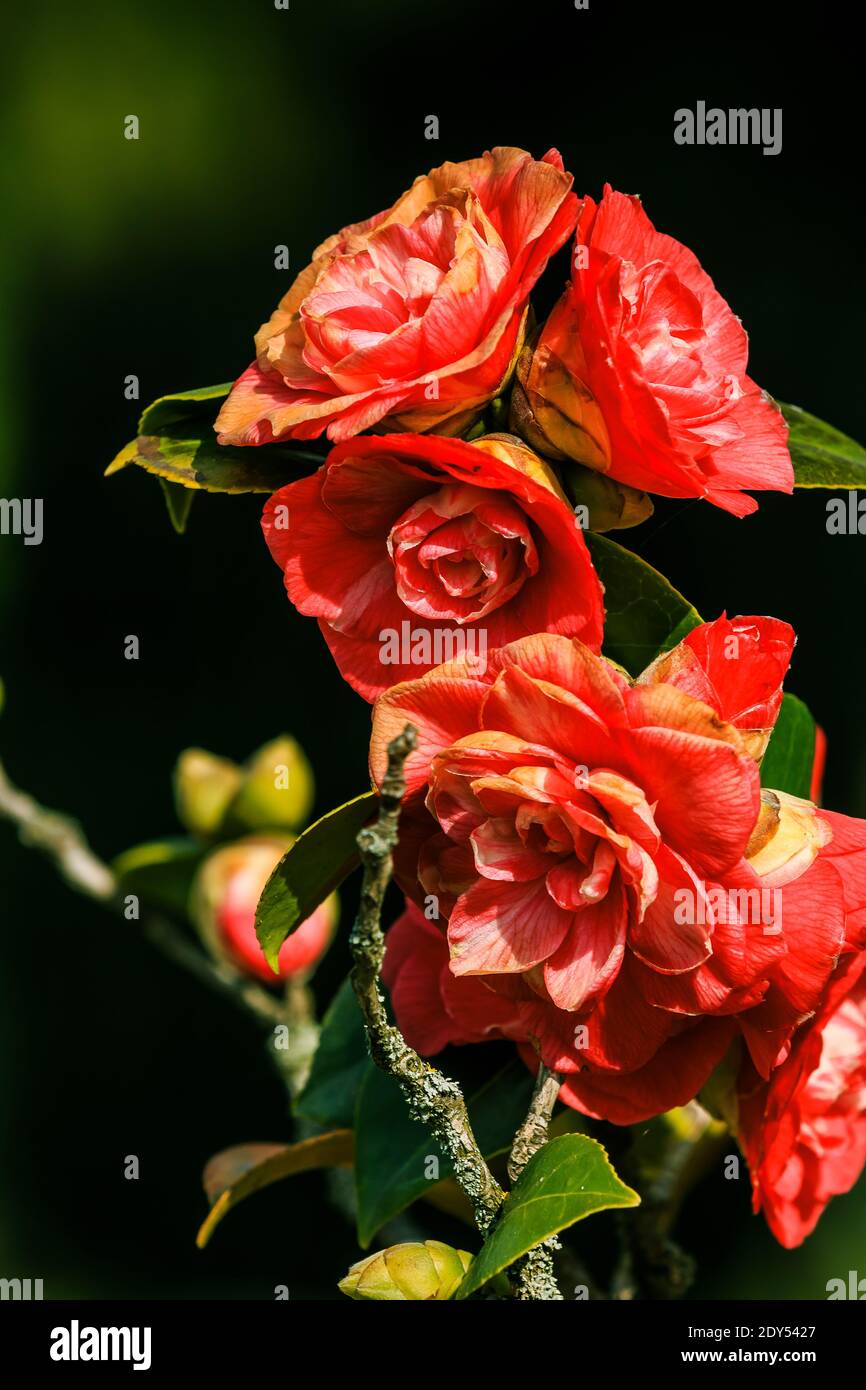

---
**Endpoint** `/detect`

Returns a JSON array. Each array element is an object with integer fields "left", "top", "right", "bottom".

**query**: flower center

[{"left": 388, "top": 483, "right": 538, "bottom": 624}]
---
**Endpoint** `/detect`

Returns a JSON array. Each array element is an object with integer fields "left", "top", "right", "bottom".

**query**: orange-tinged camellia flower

[
  {"left": 738, "top": 952, "right": 866, "bottom": 1248},
  {"left": 192, "top": 834, "right": 336, "bottom": 984},
  {"left": 511, "top": 185, "right": 794, "bottom": 516},
  {"left": 216, "top": 148, "right": 577, "bottom": 446},
  {"left": 372, "top": 617, "right": 866, "bottom": 1126},
  {"left": 262, "top": 432, "right": 604, "bottom": 702}
]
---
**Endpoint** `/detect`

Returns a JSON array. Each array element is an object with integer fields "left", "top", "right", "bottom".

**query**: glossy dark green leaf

[
  {"left": 456, "top": 1133, "right": 639, "bottom": 1299},
  {"left": 138, "top": 383, "right": 232, "bottom": 434},
  {"left": 354, "top": 1059, "right": 534, "bottom": 1248},
  {"left": 780, "top": 402, "right": 866, "bottom": 488},
  {"left": 112, "top": 836, "right": 206, "bottom": 918},
  {"left": 760, "top": 693, "right": 817, "bottom": 799},
  {"left": 587, "top": 532, "right": 702, "bottom": 676},
  {"left": 295, "top": 977, "right": 369, "bottom": 1129},
  {"left": 255, "top": 791, "right": 376, "bottom": 971},
  {"left": 106, "top": 382, "right": 327, "bottom": 493}
]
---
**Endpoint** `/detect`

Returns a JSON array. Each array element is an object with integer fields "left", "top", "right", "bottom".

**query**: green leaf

[
  {"left": 760, "top": 693, "right": 817, "bottom": 799},
  {"left": 295, "top": 977, "right": 369, "bottom": 1129},
  {"left": 255, "top": 791, "right": 376, "bottom": 972},
  {"left": 196, "top": 1130, "right": 354, "bottom": 1248},
  {"left": 354, "top": 1059, "right": 535, "bottom": 1248},
  {"left": 106, "top": 382, "right": 327, "bottom": 494},
  {"left": 456, "top": 1133, "right": 639, "bottom": 1299},
  {"left": 780, "top": 402, "right": 866, "bottom": 488},
  {"left": 158, "top": 478, "right": 196, "bottom": 534},
  {"left": 138, "top": 383, "right": 233, "bottom": 434},
  {"left": 112, "top": 836, "right": 206, "bottom": 918},
  {"left": 586, "top": 532, "right": 702, "bottom": 676}
]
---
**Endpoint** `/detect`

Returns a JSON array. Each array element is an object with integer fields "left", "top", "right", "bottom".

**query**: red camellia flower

[
  {"left": 738, "top": 952, "right": 866, "bottom": 1247},
  {"left": 215, "top": 148, "right": 577, "bottom": 446},
  {"left": 262, "top": 432, "right": 604, "bottom": 702},
  {"left": 511, "top": 185, "right": 793, "bottom": 516},
  {"left": 372, "top": 617, "right": 866, "bottom": 1124}
]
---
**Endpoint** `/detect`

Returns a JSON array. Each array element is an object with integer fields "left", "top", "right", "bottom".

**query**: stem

[
  {"left": 349, "top": 725, "right": 505, "bottom": 1235},
  {"left": 273, "top": 975, "right": 320, "bottom": 1097},
  {"left": 0, "top": 757, "right": 282, "bottom": 1026},
  {"left": 507, "top": 1060, "right": 565, "bottom": 1301},
  {"left": 507, "top": 1062, "right": 562, "bottom": 1183}
]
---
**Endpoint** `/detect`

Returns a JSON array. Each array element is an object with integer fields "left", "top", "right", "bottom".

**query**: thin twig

[
  {"left": 507, "top": 1060, "right": 565, "bottom": 1301},
  {"left": 508, "top": 1062, "right": 562, "bottom": 1183},
  {"left": 348, "top": 725, "right": 505, "bottom": 1235}
]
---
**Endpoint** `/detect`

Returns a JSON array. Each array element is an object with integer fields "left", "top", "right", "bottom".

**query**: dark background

[{"left": 1, "top": 0, "right": 863, "bottom": 1299}]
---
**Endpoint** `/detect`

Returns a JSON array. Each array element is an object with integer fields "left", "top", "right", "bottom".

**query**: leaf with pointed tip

[
  {"left": 107, "top": 382, "right": 326, "bottom": 493},
  {"left": 159, "top": 478, "right": 197, "bottom": 534},
  {"left": 196, "top": 1131, "right": 354, "bottom": 1248},
  {"left": 456, "top": 1133, "right": 639, "bottom": 1298},
  {"left": 780, "top": 402, "right": 866, "bottom": 488},
  {"left": 255, "top": 792, "right": 376, "bottom": 972}
]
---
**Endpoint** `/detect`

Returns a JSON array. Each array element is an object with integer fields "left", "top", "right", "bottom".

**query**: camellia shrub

[{"left": 20, "top": 145, "right": 866, "bottom": 1299}]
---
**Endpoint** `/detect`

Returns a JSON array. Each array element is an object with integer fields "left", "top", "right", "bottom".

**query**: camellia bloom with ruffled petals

[
  {"left": 215, "top": 148, "right": 578, "bottom": 446},
  {"left": 371, "top": 617, "right": 866, "bottom": 1124},
  {"left": 737, "top": 952, "right": 866, "bottom": 1248},
  {"left": 262, "top": 432, "right": 604, "bottom": 702},
  {"left": 511, "top": 185, "right": 793, "bottom": 516}
]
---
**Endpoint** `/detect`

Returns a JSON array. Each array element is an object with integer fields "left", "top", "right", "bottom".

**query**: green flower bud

[
  {"left": 559, "top": 458, "right": 653, "bottom": 532},
  {"left": 228, "top": 735, "right": 315, "bottom": 833},
  {"left": 173, "top": 748, "right": 243, "bottom": 839},
  {"left": 338, "top": 1241, "right": 473, "bottom": 1301}
]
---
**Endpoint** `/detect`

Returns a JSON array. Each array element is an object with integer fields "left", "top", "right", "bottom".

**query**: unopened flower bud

[
  {"left": 338, "top": 1241, "right": 473, "bottom": 1301},
  {"left": 510, "top": 330, "right": 610, "bottom": 471},
  {"left": 558, "top": 458, "right": 653, "bottom": 531},
  {"left": 174, "top": 748, "right": 243, "bottom": 839},
  {"left": 509, "top": 344, "right": 651, "bottom": 530},
  {"left": 228, "top": 735, "right": 314, "bottom": 833},
  {"left": 192, "top": 834, "right": 336, "bottom": 983}
]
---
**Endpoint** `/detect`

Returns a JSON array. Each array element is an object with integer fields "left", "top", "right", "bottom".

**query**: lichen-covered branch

[{"left": 349, "top": 725, "right": 505, "bottom": 1235}]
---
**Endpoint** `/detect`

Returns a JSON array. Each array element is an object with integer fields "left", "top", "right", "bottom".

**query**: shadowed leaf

[
  {"left": 159, "top": 478, "right": 196, "bottom": 533},
  {"left": 354, "top": 1059, "right": 534, "bottom": 1248},
  {"left": 112, "top": 836, "right": 205, "bottom": 918},
  {"left": 295, "top": 977, "right": 369, "bottom": 1129},
  {"left": 196, "top": 1131, "right": 354, "bottom": 1248}
]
